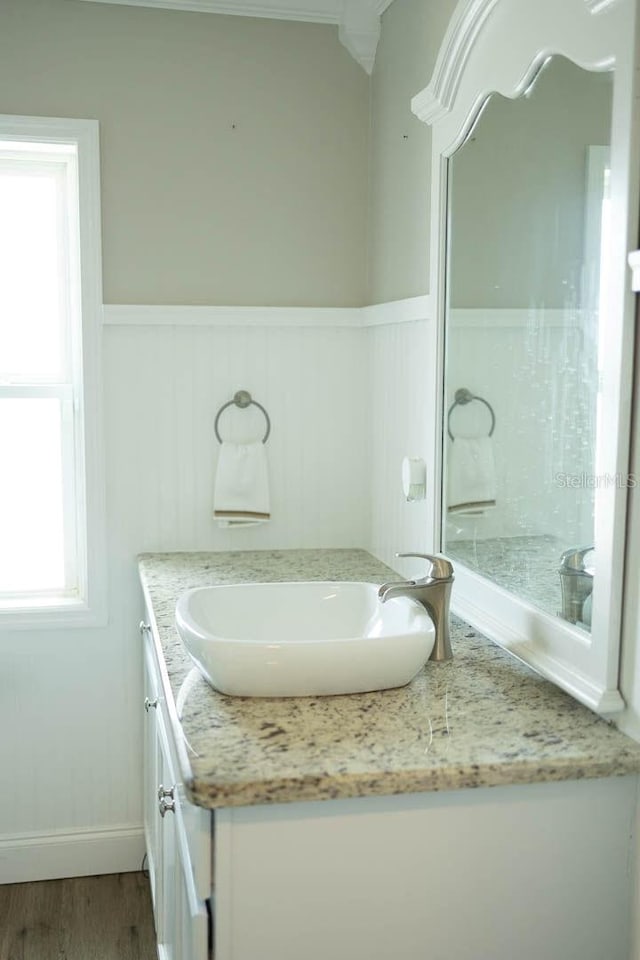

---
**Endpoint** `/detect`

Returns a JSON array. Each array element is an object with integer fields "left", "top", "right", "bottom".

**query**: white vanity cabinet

[
  {"left": 138, "top": 550, "right": 640, "bottom": 960},
  {"left": 141, "top": 606, "right": 637, "bottom": 960},
  {"left": 142, "top": 621, "right": 211, "bottom": 960}
]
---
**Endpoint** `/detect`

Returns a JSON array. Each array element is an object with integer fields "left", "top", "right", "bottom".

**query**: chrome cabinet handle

[
  {"left": 158, "top": 797, "right": 176, "bottom": 817},
  {"left": 139, "top": 621, "right": 151, "bottom": 635},
  {"left": 144, "top": 697, "right": 159, "bottom": 712},
  {"left": 158, "top": 784, "right": 176, "bottom": 817}
]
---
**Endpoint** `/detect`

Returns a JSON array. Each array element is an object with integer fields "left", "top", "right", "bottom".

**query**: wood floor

[{"left": 0, "top": 872, "right": 157, "bottom": 960}]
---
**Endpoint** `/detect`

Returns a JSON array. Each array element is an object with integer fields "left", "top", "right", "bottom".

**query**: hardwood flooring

[{"left": 0, "top": 872, "right": 157, "bottom": 960}]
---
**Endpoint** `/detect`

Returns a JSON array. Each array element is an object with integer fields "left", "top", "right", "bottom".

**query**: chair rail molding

[
  {"left": 102, "top": 295, "right": 431, "bottom": 327},
  {"left": 74, "top": 0, "right": 395, "bottom": 73}
]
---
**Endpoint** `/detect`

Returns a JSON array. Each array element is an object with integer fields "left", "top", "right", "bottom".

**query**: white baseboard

[{"left": 0, "top": 824, "right": 145, "bottom": 885}]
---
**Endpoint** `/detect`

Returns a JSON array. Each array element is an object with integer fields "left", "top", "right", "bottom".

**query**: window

[{"left": 0, "top": 116, "right": 106, "bottom": 627}]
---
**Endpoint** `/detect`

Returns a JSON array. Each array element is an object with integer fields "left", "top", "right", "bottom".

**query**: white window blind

[{"left": 0, "top": 118, "right": 106, "bottom": 627}]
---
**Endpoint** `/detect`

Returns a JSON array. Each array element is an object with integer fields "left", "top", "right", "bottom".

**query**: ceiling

[{"left": 76, "top": 0, "right": 397, "bottom": 72}]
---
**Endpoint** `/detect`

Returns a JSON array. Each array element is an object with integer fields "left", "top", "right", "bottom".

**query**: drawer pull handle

[
  {"left": 158, "top": 784, "right": 175, "bottom": 801},
  {"left": 159, "top": 797, "right": 176, "bottom": 817},
  {"left": 144, "top": 697, "right": 159, "bottom": 712},
  {"left": 139, "top": 621, "right": 151, "bottom": 636}
]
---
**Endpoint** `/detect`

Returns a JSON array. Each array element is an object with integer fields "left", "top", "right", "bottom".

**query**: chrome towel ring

[
  {"left": 214, "top": 390, "right": 271, "bottom": 444},
  {"left": 447, "top": 387, "right": 496, "bottom": 440}
]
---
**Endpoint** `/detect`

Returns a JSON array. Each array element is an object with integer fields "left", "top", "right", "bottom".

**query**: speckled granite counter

[{"left": 138, "top": 549, "right": 640, "bottom": 809}]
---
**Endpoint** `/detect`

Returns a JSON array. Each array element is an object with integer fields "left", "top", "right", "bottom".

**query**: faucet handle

[
  {"left": 396, "top": 553, "right": 454, "bottom": 581},
  {"left": 559, "top": 545, "right": 595, "bottom": 572}
]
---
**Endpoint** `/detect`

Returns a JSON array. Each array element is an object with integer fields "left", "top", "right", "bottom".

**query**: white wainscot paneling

[
  {"left": 103, "top": 321, "right": 371, "bottom": 555},
  {"left": 367, "top": 318, "right": 435, "bottom": 580}
]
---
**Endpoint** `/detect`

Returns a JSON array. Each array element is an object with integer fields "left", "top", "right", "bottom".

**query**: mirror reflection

[{"left": 443, "top": 56, "right": 613, "bottom": 632}]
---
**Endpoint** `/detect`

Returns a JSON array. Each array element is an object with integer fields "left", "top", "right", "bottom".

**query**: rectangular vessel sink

[{"left": 175, "top": 581, "right": 435, "bottom": 698}]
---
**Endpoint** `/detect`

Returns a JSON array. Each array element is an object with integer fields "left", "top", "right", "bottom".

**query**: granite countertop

[{"left": 138, "top": 549, "right": 640, "bottom": 810}]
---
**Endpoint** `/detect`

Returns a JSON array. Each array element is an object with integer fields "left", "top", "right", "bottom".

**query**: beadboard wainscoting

[
  {"left": 368, "top": 316, "right": 435, "bottom": 580},
  {"left": 104, "top": 318, "right": 371, "bottom": 554},
  {"left": 0, "top": 297, "right": 432, "bottom": 883}
]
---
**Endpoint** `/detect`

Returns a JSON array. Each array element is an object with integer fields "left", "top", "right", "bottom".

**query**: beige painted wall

[
  {"left": 0, "top": 0, "right": 369, "bottom": 306},
  {"left": 368, "top": 0, "right": 458, "bottom": 304}
]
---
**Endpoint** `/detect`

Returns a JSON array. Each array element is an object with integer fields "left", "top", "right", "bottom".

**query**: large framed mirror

[{"left": 412, "top": 0, "right": 639, "bottom": 713}]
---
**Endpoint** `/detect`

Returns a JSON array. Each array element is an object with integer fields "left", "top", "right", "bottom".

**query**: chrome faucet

[
  {"left": 558, "top": 545, "right": 594, "bottom": 624},
  {"left": 378, "top": 553, "right": 455, "bottom": 661}
]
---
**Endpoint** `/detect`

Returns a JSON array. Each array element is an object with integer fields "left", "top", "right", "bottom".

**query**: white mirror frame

[{"left": 412, "top": 0, "right": 640, "bottom": 714}]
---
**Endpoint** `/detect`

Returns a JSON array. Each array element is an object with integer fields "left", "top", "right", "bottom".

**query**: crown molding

[
  {"left": 338, "top": 0, "right": 381, "bottom": 74},
  {"left": 74, "top": 0, "right": 395, "bottom": 71},
  {"left": 75, "top": 0, "right": 341, "bottom": 22}
]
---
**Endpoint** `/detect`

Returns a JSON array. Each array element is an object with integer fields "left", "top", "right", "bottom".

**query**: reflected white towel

[
  {"left": 447, "top": 436, "right": 497, "bottom": 515},
  {"left": 213, "top": 441, "right": 270, "bottom": 527}
]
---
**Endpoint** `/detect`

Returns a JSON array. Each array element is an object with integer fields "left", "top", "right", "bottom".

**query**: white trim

[
  {"left": 0, "top": 824, "right": 145, "bottom": 884},
  {"left": 410, "top": 0, "right": 499, "bottom": 126},
  {"left": 104, "top": 304, "right": 364, "bottom": 327},
  {"left": 74, "top": 0, "right": 342, "bottom": 23},
  {"left": 103, "top": 296, "right": 432, "bottom": 328},
  {"left": 451, "top": 567, "right": 626, "bottom": 716},
  {"left": 75, "top": 0, "right": 396, "bottom": 22},
  {"left": 410, "top": 0, "right": 619, "bottom": 126},
  {"left": 629, "top": 250, "right": 640, "bottom": 291},
  {"left": 338, "top": 0, "right": 381, "bottom": 75},
  {"left": 0, "top": 115, "right": 107, "bottom": 630},
  {"left": 73, "top": 0, "right": 386, "bottom": 73},
  {"left": 360, "top": 294, "right": 431, "bottom": 326}
]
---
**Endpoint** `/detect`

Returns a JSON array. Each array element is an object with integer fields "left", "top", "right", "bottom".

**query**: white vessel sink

[{"left": 174, "top": 581, "right": 435, "bottom": 698}]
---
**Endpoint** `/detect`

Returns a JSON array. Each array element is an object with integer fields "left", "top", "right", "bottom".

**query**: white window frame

[{"left": 0, "top": 115, "right": 107, "bottom": 629}]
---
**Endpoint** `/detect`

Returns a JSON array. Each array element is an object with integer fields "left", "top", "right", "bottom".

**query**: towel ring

[
  {"left": 214, "top": 390, "right": 271, "bottom": 444},
  {"left": 447, "top": 388, "right": 496, "bottom": 440}
]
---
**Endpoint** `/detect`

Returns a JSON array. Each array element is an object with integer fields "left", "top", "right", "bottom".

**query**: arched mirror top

[{"left": 412, "top": 0, "right": 625, "bottom": 151}]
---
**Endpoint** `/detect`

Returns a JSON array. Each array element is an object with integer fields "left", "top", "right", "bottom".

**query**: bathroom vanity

[{"left": 139, "top": 550, "right": 640, "bottom": 960}]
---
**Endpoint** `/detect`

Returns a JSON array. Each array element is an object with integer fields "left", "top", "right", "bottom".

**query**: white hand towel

[
  {"left": 213, "top": 441, "right": 270, "bottom": 527},
  {"left": 447, "top": 436, "right": 497, "bottom": 515}
]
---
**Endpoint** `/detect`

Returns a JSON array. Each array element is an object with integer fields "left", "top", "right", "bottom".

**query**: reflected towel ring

[
  {"left": 214, "top": 390, "right": 271, "bottom": 444},
  {"left": 447, "top": 387, "right": 496, "bottom": 440}
]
